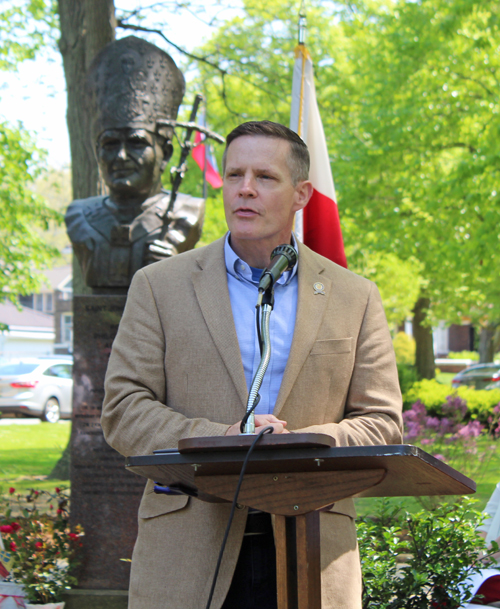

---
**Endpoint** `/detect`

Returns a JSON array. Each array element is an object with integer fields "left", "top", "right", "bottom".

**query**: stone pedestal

[{"left": 70, "top": 296, "right": 145, "bottom": 591}]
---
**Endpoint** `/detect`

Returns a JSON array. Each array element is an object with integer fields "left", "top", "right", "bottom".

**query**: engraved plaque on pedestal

[{"left": 70, "top": 295, "right": 144, "bottom": 590}]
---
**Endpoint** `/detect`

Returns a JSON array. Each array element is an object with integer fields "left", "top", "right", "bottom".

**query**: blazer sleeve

[
  {"left": 101, "top": 269, "right": 230, "bottom": 458},
  {"left": 293, "top": 281, "right": 403, "bottom": 446}
]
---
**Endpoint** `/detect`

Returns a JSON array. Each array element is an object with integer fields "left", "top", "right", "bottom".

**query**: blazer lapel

[
  {"left": 191, "top": 240, "right": 248, "bottom": 411},
  {"left": 273, "top": 244, "right": 332, "bottom": 417}
]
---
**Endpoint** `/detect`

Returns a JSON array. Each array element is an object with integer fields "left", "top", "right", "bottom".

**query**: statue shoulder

[
  {"left": 66, "top": 196, "right": 107, "bottom": 220},
  {"left": 65, "top": 196, "right": 110, "bottom": 242}
]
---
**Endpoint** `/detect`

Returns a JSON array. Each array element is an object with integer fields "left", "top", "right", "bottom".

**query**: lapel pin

[{"left": 313, "top": 282, "right": 325, "bottom": 295}]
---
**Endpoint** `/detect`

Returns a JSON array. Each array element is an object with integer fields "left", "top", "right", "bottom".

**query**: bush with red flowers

[{"left": 0, "top": 487, "right": 84, "bottom": 604}]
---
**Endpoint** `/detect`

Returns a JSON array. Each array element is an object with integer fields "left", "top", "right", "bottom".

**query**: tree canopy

[
  {"left": 178, "top": 0, "right": 500, "bottom": 333},
  {"left": 5, "top": 0, "right": 500, "bottom": 340},
  {"left": 0, "top": 0, "right": 61, "bottom": 303}
]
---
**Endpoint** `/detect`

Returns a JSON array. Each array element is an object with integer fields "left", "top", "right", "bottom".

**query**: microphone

[{"left": 258, "top": 244, "right": 298, "bottom": 295}]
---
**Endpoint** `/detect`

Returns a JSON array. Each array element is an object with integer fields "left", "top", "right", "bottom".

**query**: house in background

[
  {"left": 404, "top": 319, "right": 475, "bottom": 358},
  {"left": 0, "top": 301, "right": 55, "bottom": 358},
  {"left": 0, "top": 265, "right": 73, "bottom": 358}
]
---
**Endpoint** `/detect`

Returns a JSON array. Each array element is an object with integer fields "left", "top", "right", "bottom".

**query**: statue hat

[{"left": 87, "top": 35, "right": 185, "bottom": 141}]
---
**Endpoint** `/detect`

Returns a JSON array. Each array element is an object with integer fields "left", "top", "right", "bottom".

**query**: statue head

[{"left": 87, "top": 36, "right": 185, "bottom": 203}]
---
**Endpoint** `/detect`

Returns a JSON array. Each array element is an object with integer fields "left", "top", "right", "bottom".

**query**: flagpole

[
  {"left": 202, "top": 106, "right": 208, "bottom": 200},
  {"left": 289, "top": 2, "right": 348, "bottom": 267},
  {"left": 293, "top": 8, "right": 307, "bottom": 237}
]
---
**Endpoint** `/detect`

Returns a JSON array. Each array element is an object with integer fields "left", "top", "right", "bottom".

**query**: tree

[
  {"left": 182, "top": 0, "right": 500, "bottom": 375},
  {"left": 318, "top": 0, "right": 500, "bottom": 374},
  {"left": 34, "top": 167, "right": 72, "bottom": 263},
  {"left": 57, "top": 0, "right": 116, "bottom": 295},
  {"left": 185, "top": 0, "right": 432, "bottom": 355},
  {"left": 14, "top": 0, "right": 499, "bottom": 369},
  {"left": 0, "top": 0, "right": 61, "bottom": 305}
]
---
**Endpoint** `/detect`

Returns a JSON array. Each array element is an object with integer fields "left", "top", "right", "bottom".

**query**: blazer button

[{"left": 236, "top": 503, "right": 245, "bottom": 510}]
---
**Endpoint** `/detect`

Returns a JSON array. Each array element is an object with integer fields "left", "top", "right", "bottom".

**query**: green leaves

[
  {"left": 0, "top": 121, "right": 60, "bottom": 302},
  {"left": 0, "top": 0, "right": 57, "bottom": 71},
  {"left": 359, "top": 498, "right": 497, "bottom": 608},
  {"left": 187, "top": 0, "right": 500, "bottom": 325},
  {"left": 0, "top": 487, "right": 83, "bottom": 604},
  {"left": 0, "top": 0, "right": 62, "bottom": 302},
  {"left": 325, "top": 0, "right": 500, "bottom": 321}
]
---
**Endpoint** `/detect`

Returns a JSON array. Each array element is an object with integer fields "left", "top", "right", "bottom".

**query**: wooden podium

[{"left": 126, "top": 435, "right": 475, "bottom": 609}]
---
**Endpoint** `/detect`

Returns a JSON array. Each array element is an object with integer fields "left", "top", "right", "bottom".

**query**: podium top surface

[{"left": 126, "top": 443, "right": 475, "bottom": 500}]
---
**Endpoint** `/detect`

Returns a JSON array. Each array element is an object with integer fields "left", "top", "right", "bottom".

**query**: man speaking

[{"left": 102, "top": 120, "right": 403, "bottom": 609}]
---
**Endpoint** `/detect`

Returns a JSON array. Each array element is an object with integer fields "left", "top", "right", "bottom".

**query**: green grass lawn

[
  {"left": 0, "top": 421, "right": 71, "bottom": 496},
  {"left": 356, "top": 435, "right": 500, "bottom": 516},
  {"left": 1, "top": 420, "right": 499, "bottom": 516},
  {"left": 436, "top": 371, "right": 455, "bottom": 386}
]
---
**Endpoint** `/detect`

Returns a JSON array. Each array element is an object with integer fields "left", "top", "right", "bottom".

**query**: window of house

[
  {"left": 19, "top": 294, "right": 34, "bottom": 308},
  {"left": 62, "top": 314, "right": 73, "bottom": 344},
  {"left": 46, "top": 293, "right": 53, "bottom": 312},
  {"left": 34, "top": 294, "right": 44, "bottom": 311}
]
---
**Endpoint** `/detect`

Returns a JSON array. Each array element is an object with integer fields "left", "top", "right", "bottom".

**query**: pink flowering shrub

[
  {"left": 403, "top": 397, "right": 499, "bottom": 484},
  {"left": 404, "top": 379, "right": 500, "bottom": 423}
]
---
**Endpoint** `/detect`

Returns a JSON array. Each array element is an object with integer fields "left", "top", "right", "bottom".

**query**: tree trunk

[
  {"left": 478, "top": 323, "right": 499, "bottom": 363},
  {"left": 50, "top": 1, "right": 115, "bottom": 480},
  {"left": 413, "top": 296, "right": 435, "bottom": 380},
  {"left": 57, "top": 0, "right": 116, "bottom": 296}
]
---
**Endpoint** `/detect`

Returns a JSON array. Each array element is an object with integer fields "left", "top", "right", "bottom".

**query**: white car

[{"left": 0, "top": 357, "right": 73, "bottom": 423}]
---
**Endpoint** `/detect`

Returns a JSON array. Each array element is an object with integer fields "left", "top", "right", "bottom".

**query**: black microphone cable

[
  {"left": 239, "top": 394, "right": 260, "bottom": 434},
  {"left": 204, "top": 425, "right": 274, "bottom": 609}
]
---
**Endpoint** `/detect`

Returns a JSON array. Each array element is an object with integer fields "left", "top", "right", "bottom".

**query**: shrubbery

[
  {"left": 397, "top": 363, "right": 419, "bottom": 396},
  {"left": 359, "top": 498, "right": 498, "bottom": 609},
  {"left": 447, "top": 351, "right": 479, "bottom": 361},
  {"left": 404, "top": 378, "right": 500, "bottom": 423},
  {"left": 0, "top": 487, "right": 83, "bottom": 604},
  {"left": 403, "top": 397, "right": 499, "bottom": 487},
  {"left": 393, "top": 332, "right": 416, "bottom": 366}
]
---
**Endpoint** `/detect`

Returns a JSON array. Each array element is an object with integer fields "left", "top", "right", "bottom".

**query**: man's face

[
  {"left": 96, "top": 128, "right": 165, "bottom": 200},
  {"left": 223, "top": 135, "right": 311, "bottom": 254}
]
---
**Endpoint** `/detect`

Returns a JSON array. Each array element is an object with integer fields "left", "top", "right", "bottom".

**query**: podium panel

[
  {"left": 126, "top": 444, "right": 476, "bottom": 503},
  {"left": 125, "top": 441, "right": 475, "bottom": 609}
]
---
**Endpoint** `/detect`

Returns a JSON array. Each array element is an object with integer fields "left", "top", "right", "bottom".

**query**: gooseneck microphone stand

[
  {"left": 240, "top": 243, "right": 298, "bottom": 435},
  {"left": 241, "top": 288, "right": 274, "bottom": 435}
]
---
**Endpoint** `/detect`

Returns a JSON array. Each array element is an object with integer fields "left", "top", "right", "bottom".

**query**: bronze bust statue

[{"left": 65, "top": 36, "right": 204, "bottom": 293}]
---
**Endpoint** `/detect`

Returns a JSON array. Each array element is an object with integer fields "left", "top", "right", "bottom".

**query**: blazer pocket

[
  {"left": 310, "top": 337, "right": 352, "bottom": 356},
  {"left": 138, "top": 480, "right": 190, "bottom": 519}
]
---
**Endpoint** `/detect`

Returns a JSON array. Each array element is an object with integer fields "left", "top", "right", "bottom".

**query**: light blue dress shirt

[{"left": 224, "top": 234, "right": 298, "bottom": 415}]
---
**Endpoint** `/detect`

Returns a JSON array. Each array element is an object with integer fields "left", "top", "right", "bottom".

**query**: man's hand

[{"left": 225, "top": 414, "right": 289, "bottom": 436}]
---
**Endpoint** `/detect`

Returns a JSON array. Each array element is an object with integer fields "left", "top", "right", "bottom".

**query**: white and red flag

[
  {"left": 290, "top": 44, "right": 347, "bottom": 268},
  {"left": 192, "top": 127, "right": 223, "bottom": 189}
]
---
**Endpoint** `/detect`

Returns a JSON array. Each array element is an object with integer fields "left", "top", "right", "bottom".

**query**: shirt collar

[{"left": 224, "top": 233, "right": 299, "bottom": 286}]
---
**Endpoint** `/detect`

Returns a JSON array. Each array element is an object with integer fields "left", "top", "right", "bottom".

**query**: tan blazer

[{"left": 102, "top": 236, "right": 402, "bottom": 609}]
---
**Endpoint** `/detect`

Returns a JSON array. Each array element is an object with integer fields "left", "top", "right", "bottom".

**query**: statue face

[{"left": 96, "top": 128, "right": 167, "bottom": 201}]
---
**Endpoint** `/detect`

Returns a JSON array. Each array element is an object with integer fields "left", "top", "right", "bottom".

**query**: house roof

[
  {"left": 38, "top": 265, "right": 72, "bottom": 293},
  {"left": 0, "top": 300, "right": 54, "bottom": 328}
]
